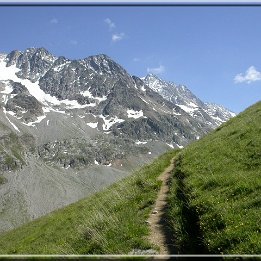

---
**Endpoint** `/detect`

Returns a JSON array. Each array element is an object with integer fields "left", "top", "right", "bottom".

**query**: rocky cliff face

[
  {"left": 143, "top": 74, "right": 235, "bottom": 127},
  {"left": 6, "top": 48, "right": 56, "bottom": 82},
  {"left": 0, "top": 47, "right": 235, "bottom": 233}
]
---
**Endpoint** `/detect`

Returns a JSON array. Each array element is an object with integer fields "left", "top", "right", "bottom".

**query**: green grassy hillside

[
  {"left": 1, "top": 101, "right": 260, "bottom": 256},
  {"left": 168, "top": 101, "right": 261, "bottom": 254},
  {"left": 0, "top": 149, "right": 178, "bottom": 254}
]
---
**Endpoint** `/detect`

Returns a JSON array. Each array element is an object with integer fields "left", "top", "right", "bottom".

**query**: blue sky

[{"left": 0, "top": 6, "right": 260, "bottom": 113}]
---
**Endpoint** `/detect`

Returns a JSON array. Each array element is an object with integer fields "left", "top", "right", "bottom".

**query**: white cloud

[
  {"left": 133, "top": 57, "right": 140, "bottom": 62},
  {"left": 104, "top": 18, "right": 125, "bottom": 43},
  {"left": 112, "top": 33, "right": 125, "bottom": 42},
  {"left": 104, "top": 18, "right": 115, "bottom": 30},
  {"left": 234, "top": 66, "right": 261, "bottom": 84},
  {"left": 147, "top": 64, "right": 165, "bottom": 75},
  {"left": 50, "top": 18, "right": 58, "bottom": 24}
]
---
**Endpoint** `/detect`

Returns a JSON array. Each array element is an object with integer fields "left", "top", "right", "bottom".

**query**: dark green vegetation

[
  {"left": 0, "top": 150, "right": 178, "bottom": 254},
  {"left": 0, "top": 175, "right": 6, "bottom": 185},
  {"left": 168, "top": 101, "right": 261, "bottom": 254},
  {"left": 0, "top": 132, "right": 28, "bottom": 172}
]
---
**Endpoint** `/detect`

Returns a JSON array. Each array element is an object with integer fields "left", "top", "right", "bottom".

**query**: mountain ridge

[
  {"left": 143, "top": 73, "right": 235, "bottom": 127},
  {"left": 0, "top": 47, "right": 235, "bottom": 233},
  {"left": 0, "top": 101, "right": 259, "bottom": 254}
]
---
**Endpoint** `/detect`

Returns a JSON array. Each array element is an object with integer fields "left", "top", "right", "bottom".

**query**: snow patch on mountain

[
  {"left": 22, "top": 115, "right": 47, "bottom": 127},
  {"left": 177, "top": 104, "right": 198, "bottom": 114},
  {"left": 87, "top": 122, "right": 98, "bottom": 129},
  {"left": 0, "top": 53, "right": 7, "bottom": 60},
  {"left": 99, "top": 115, "right": 125, "bottom": 131},
  {"left": 140, "top": 85, "right": 146, "bottom": 92},
  {"left": 135, "top": 141, "right": 147, "bottom": 145},
  {"left": 0, "top": 80, "right": 13, "bottom": 94},
  {"left": 144, "top": 73, "right": 173, "bottom": 93},
  {"left": 0, "top": 58, "right": 96, "bottom": 110},
  {"left": 166, "top": 143, "right": 174, "bottom": 149},
  {"left": 53, "top": 61, "right": 71, "bottom": 72},
  {"left": 94, "top": 160, "right": 99, "bottom": 165},
  {"left": 176, "top": 144, "right": 184, "bottom": 149},
  {"left": 80, "top": 89, "right": 107, "bottom": 102},
  {"left": 127, "top": 109, "right": 146, "bottom": 119},
  {"left": 143, "top": 74, "right": 236, "bottom": 127},
  {"left": 0, "top": 81, "right": 16, "bottom": 104},
  {"left": 3, "top": 107, "right": 20, "bottom": 132}
]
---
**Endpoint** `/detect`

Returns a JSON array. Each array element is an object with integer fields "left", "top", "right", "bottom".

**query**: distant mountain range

[
  {"left": 143, "top": 73, "right": 235, "bottom": 127},
  {"left": 0, "top": 47, "right": 235, "bottom": 232}
]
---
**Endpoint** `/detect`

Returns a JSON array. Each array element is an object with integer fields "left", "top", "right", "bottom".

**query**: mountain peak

[
  {"left": 86, "top": 53, "right": 112, "bottom": 61},
  {"left": 24, "top": 46, "right": 50, "bottom": 53},
  {"left": 83, "top": 53, "right": 128, "bottom": 77},
  {"left": 143, "top": 72, "right": 235, "bottom": 126},
  {"left": 22, "top": 47, "right": 55, "bottom": 61},
  {"left": 5, "top": 47, "right": 57, "bottom": 82},
  {"left": 142, "top": 73, "right": 168, "bottom": 93},
  {"left": 0, "top": 46, "right": 237, "bottom": 235},
  {"left": 144, "top": 73, "right": 163, "bottom": 82},
  {"left": 146, "top": 73, "right": 159, "bottom": 78}
]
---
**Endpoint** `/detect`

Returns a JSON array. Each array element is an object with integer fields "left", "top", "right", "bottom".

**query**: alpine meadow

[{"left": 0, "top": 5, "right": 261, "bottom": 258}]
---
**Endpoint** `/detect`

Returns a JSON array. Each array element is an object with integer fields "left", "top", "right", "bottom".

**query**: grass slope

[
  {"left": 168, "top": 101, "right": 261, "bottom": 254},
  {"left": 0, "top": 150, "right": 178, "bottom": 254}
]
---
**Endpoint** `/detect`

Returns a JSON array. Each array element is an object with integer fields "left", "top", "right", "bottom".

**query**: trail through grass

[{"left": 167, "top": 101, "right": 261, "bottom": 254}]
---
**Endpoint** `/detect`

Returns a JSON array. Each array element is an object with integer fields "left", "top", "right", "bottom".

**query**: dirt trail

[{"left": 148, "top": 158, "right": 175, "bottom": 255}]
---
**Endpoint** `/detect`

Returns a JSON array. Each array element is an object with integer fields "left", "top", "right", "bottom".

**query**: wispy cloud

[
  {"left": 50, "top": 18, "right": 58, "bottom": 24},
  {"left": 104, "top": 18, "right": 126, "bottom": 43},
  {"left": 112, "top": 33, "right": 125, "bottom": 42},
  {"left": 234, "top": 66, "right": 261, "bottom": 84},
  {"left": 147, "top": 64, "right": 165, "bottom": 75},
  {"left": 133, "top": 57, "right": 140, "bottom": 62},
  {"left": 104, "top": 18, "right": 115, "bottom": 30}
]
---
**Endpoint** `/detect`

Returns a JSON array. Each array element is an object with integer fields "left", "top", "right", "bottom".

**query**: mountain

[
  {"left": 0, "top": 149, "right": 178, "bottom": 255},
  {"left": 0, "top": 101, "right": 259, "bottom": 255},
  {"left": 0, "top": 47, "right": 235, "bottom": 233},
  {"left": 143, "top": 74, "right": 235, "bottom": 127}
]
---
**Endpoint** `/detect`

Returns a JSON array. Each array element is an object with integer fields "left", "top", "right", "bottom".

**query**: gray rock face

[
  {"left": 3, "top": 80, "right": 44, "bottom": 123},
  {"left": 6, "top": 48, "right": 56, "bottom": 82},
  {"left": 37, "top": 136, "right": 148, "bottom": 169},
  {"left": 101, "top": 80, "right": 147, "bottom": 117},
  {"left": 38, "top": 54, "right": 134, "bottom": 102},
  {"left": 143, "top": 73, "right": 204, "bottom": 107},
  {"left": 143, "top": 74, "right": 235, "bottom": 127},
  {"left": 9, "top": 81, "right": 29, "bottom": 95},
  {"left": 1, "top": 47, "right": 234, "bottom": 160},
  {"left": 0, "top": 47, "right": 236, "bottom": 233},
  {"left": 6, "top": 94, "right": 43, "bottom": 123}
]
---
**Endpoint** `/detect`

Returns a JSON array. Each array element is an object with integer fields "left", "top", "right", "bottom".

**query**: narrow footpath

[{"left": 147, "top": 158, "right": 176, "bottom": 255}]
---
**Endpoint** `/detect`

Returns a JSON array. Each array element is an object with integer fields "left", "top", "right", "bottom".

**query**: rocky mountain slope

[
  {"left": 143, "top": 74, "right": 235, "bottom": 127},
  {"left": 0, "top": 47, "right": 235, "bottom": 232}
]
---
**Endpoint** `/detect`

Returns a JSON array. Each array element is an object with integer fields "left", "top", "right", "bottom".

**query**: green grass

[
  {"left": 0, "top": 132, "right": 26, "bottom": 171},
  {"left": 0, "top": 175, "right": 6, "bottom": 185},
  {"left": 167, "top": 101, "right": 261, "bottom": 254},
  {"left": 0, "top": 149, "right": 178, "bottom": 254}
]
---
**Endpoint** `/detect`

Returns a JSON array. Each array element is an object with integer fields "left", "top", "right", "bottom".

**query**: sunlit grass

[
  {"left": 167, "top": 101, "right": 261, "bottom": 254},
  {"left": 0, "top": 149, "right": 178, "bottom": 254}
]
